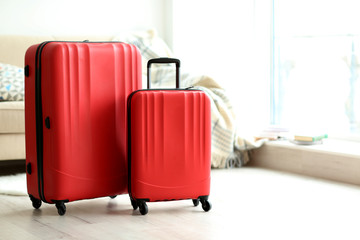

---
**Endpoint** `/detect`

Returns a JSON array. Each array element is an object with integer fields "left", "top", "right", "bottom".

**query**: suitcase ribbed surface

[
  {"left": 130, "top": 90, "right": 211, "bottom": 201},
  {"left": 26, "top": 42, "right": 142, "bottom": 202}
]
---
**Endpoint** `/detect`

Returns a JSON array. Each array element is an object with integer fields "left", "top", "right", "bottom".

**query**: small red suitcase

[
  {"left": 127, "top": 58, "right": 212, "bottom": 215},
  {"left": 25, "top": 41, "right": 142, "bottom": 215}
]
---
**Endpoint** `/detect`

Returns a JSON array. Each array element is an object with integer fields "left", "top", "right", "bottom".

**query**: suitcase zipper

[{"left": 35, "top": 41, "right": 51, "bottom": 203}]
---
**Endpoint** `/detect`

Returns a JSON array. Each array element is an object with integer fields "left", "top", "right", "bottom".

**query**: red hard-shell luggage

[
  {"left": 127, "top": 58, "right": 212, "bottom": 215},
  {"left": 25, "top": 41, "right": 142, "bottom": 215}
]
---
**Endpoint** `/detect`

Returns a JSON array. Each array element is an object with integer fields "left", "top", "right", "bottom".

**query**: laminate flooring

[{"left": 1, "top": 167, "right": 360, "bottom": 240}]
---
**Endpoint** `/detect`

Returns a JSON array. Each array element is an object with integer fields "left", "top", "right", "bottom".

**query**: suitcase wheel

[
  {"left": 130, "top": 198, "right": 138, "bottom": 210},
  {"left": 29, "top": 195, "right": 42, "bottom": 209},
  {"left": 138, "top": 201, "right": 148, "bottom": 215},
  {"left": 192, "top": 199, "right": 200, "bottom": 207},
  {"left": 109, "top": 195, "right": 117, "bottom": 199},
  {"left": 198, "top": 196, "right": 212, "bottom": 212},
  {"left": 55, "top": 201, "right": 66, "bottom": 216},
  {"left": 201, "top": 200, "right": 212, "bottom": 212}
]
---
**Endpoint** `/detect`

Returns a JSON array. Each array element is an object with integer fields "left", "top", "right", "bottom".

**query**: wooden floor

[{"left": 1, "top": 167, "right": 360, "bottom": 239}]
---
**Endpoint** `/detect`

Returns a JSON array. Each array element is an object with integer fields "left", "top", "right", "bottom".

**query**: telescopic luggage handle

[{"left": 147, "top": 58, "right": 181, "bottom": 89}]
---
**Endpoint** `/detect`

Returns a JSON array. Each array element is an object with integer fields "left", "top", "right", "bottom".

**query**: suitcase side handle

[{"left": 147, "top": 58, "right": 181, "bottom": 89}]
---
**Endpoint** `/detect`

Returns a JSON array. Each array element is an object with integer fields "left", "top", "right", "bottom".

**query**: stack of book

[
  {"left": 291, "top": 134, "right": 328, "bottom": 145},
  {"left": 254, "top": 126, "right": 290, "bottom": 141}
]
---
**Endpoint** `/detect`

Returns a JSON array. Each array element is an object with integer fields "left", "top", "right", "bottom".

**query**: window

[
  {"left": 172, "top": 0, "right": 272, "bottom": 135},
  {"left": 272, "top": 0, "right": 360, "bottom": 138}
]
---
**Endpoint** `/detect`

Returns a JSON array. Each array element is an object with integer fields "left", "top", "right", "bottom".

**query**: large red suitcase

[
  {"left": 127, "top": 58, "right": 212, "bottom": 215},
  {"left": 25, "top": 41, "right": 142, "bottom": 215}
]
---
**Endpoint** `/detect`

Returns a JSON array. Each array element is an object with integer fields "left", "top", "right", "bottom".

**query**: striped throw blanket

[{"left": 113, "top": 30, "right": 263, "bottom": 168}]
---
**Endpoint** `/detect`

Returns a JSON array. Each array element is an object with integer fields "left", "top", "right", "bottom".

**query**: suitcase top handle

[{"left": 147, "top": 58, "right": 181, "bottom": 89}]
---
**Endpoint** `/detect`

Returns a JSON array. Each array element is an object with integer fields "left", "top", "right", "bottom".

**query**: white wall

[
  {"left": 0, "top": 0, "right": 270, "bottom": 134},
  {"left": 172, "top": 0, "right": 272, "bottom": 135},
  {"left": 0, "top": 0, "right": 172, "bottom": 47}
]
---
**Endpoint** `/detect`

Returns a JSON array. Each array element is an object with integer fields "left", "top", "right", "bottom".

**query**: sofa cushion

[
  {"left": 0, "top": 101, "right": 24, "bottom": 133},
  {"left": 0, "top": 133, "right": 25, "bottom": 160},
  {"left": 0, "top": 63, "right": 24, "bottom": 101}
]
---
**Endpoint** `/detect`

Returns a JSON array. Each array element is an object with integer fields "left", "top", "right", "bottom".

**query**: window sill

[{"left": 249, "top": 139, "right": 360, "bottom": 186}]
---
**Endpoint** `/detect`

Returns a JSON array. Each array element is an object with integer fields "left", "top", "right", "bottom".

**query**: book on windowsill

[
  {"left": 254, "top": 126, "right": 290, "bottom": 141},
  {"left": 294, "top": 134, "right": 328, "bottom": 142},
  {"left": 289, "top": 139, "right": 324, "bottom": 145}
]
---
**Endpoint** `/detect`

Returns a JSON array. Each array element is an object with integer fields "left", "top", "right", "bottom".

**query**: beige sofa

[
  {"left": 0, "top": 35, "right": 121, "bottom": 162},
  {"left": 0, "top": 101, "right": 25, "bottom": 160}
]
